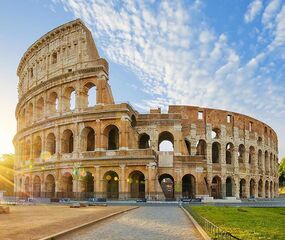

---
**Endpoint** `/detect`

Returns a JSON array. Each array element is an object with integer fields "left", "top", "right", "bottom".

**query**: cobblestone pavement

[{"left": 57, "top": 206, "right": 203, "bottom": 240}]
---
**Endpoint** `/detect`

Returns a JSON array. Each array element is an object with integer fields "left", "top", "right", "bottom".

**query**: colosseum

[{"left": 13, "top": 19, "right": 279, "bottom": 201}]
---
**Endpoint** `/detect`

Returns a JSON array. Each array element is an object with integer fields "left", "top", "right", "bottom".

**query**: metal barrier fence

[{"left": 187, "top": 207, "right": 241, "bottom": 240}]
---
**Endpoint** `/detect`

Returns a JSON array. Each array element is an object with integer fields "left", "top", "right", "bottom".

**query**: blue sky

[{"left": 0, "top": 0, "right": 284, "bottom": 159}]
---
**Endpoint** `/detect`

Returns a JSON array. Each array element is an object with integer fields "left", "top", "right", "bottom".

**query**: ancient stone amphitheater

[{"left": 14, "top": 19, "right": 279, "bottom": 201}]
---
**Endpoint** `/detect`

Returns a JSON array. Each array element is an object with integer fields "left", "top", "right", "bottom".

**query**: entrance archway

[
  {"left": 61, "top": 172, "right": 73, "bottom": 198},
  {"left": 239, "top": 179, "right": 246, "bottom": 198},
  {"left": 250, "top": 179, "right": 256, "bottom": 198},
  {"left": 258, "top": 179, "right": 263, "bottom": 197},
  {"left": 33, "top": 176, "right": 41, "bottom": 198},
  {"left": 159, "top": 174, "right": 175, "bottom": 200},
  {"left": 211, "top": 176, "right": 222, "bottom": 199},
  {"left": 128, "top": 171, "right": 145, "bottom": 199},
  {"left": 103, "top": 171, "right": 119, "bottom": 199},
  {"left": 226, "top": 177, "right": 233, "bottom": 197},
  {"left": 82, "top": 171, "right": 94, "bottom": 198},
  {"left": 265, "top": 180, "right": 269, "bottom": 198},
  {"left": 46, "top": 174, "right": 55, "bottom": 198},
  {"left": 182, "top": 174, "right": 196, "bottom": 198}
]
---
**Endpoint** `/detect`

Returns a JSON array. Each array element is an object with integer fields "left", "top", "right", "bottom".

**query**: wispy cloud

[
  {"left": 52, "top": 0, "right": 285, "bottom": 121},
  {"left": 262, "top": 0, "right": 281, "bottom": 29},
  {"left": 244, "top": 0, "right": 263, "bottom": 23}
]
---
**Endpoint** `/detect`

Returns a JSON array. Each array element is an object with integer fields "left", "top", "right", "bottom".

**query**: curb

[
  {"left": 40, "top": 206, "right": 139, "bottom": 240},
  {"left": 180, "top": 206, "right": 211, "bottom": 240}
]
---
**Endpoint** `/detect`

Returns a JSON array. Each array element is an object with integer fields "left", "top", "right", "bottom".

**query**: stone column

[
  {"left": 120, "top": 164, "right": 126, "bottom": 199},
  {"left": 147, "top": 163, "right": 156, "bottom": 200},
  {"left": 234, "top": 176, "right": 240, "bottom": 199},
  {"left": 94, "top": 166, "right": 102, "bottom": 197},
  {"left": 221, "top": 176, "right": 226, "bottom": 198}
]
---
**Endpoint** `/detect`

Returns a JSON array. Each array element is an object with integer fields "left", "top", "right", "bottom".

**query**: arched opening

[
  {"left": 258, "top": 150, "right": 262, "bottom": 169},
  {"left": 270, "top": 153, "right": 273, "bottom": 172},
  {"left": 27, "top": 102, "right": 33, "bottom": 125},
  {"left": 46, "top": 133, "right": 56, "bottom": 155},
  {"left": 104, "top": 125, "right": 119, "bottom": 150},
  {"left": 24, "top": 177, "right": 30, "bottom": 194},
  {"left": 48, "top": 92, "right": 59, "bottom": 114},
  {"left": 138, "top": 133, "right": 150, "bottom": 149},
  {"left": 258, "top": 179, "right": 263, "bottom": 197},
  {"left": 182, "top": 174, "right": 196, "bottom": 199},
  {"left": 128, "top": 171, "right": 145, "bottom": 199},
  {"left": 61, "top": 173, "right": 73, "bottom": 197},
  {"left": 36, "top": 97, "right": 44, "bottom": 120},
  {"left": 212, "top": 142, "right": 220, "bottom": 163},
  {"left": 270, "top": 181, "right": 273, "bottom": 198},
  {"left": 131, "top": 115, "right": 137, "bottom": 127},
  {"left": 211, "top": 128, "right": 221, "bottom": 139},
  {"left": 265, "top": 180, "right": 269, "bottom": 198},
  {"left": 239, "top": 178, "right": 246, "bottom": 198},
  {"left": 46, "top": 174, "right": 55, "bottom": 198},
  {"left": 63, "top": 87, "right": 76, "bottom": 111},
  {"left": 226, "top": 143, "right": 234, "bottom": 164},
  {"left": 159, "top": 174, "right": 175, "bottom": 200},
  {"left": 265, "top": 151, "right": 269, "bottom": 172},
  {"left": 249, "top": 146, "right": 255, "bottom": 164},
  {"left": 33, "top": 176, "right": 41, "bottom": 198},
  {"left": 226, "top": 177, "right": 233, "bottom": 197},
  {"left": 81, "top": 127, "right": 95, "bottom": 151},
  {"left": 62, "top": 129, "right": 73, "bottom": 153},
  {"left": 185, "top": 139, "right": 191, "bottom": 155},
  {"left": 82, "top": 171, "right": 94, "bottom": 198},
  {"left": 84, "top": 82, "right": 96, "bottom": 107},
  {"left": 211, "top": 176, "right": 222, "bottom": 199},
  {"left": 33, "top": 136, "right": 42, "bottom": 159},
  {"left": 103, "top": 171, "right": 119, "bottom": 199},
  {"left": 196, "top": 140, "right": 206, "bottom": 157},
  {"left": 158, "top": 131, "right": 174, "bottom": 151},
  {"left": 257, "top": 137, "right": 262, "bottom": 146},
  {"left": 250, "top": 179, "right": 256, "bottom": 198},
  {"left": 25, "top": 140, "right": 31, "bottom": 161},
  {"left": 238, "top": 144, "right": 245, "bottom": 163}
]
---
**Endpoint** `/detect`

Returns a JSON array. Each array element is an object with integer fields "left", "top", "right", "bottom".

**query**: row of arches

[{"left": 18, "top": 82, "right": 97, "bottom": 128}]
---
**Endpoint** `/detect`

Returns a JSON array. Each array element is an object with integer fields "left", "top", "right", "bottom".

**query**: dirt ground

[{"left": 0, "top": 204, "right": 134, "bottom": 240}]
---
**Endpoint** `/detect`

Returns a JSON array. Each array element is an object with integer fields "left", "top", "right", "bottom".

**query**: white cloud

[
  {"left": 244, "top": 0, "right": 263, "bottom": 23},
  {"left": 262, "top": 0, "right": 281, "bottom": 29},
  {"left": 55, "top": 0, "right": 285, "bottom": 120},
  {"left": 269, "top": 5, "right": 285, "bottom": 49}
]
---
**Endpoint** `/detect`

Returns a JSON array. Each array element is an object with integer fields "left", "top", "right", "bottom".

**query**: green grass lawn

[{"left": 185, "top": 206, "right": 285, "bottom": 240}]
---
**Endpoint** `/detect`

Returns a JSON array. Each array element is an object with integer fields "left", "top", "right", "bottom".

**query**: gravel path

[{"left": 57, "top": 206, "right": 203, "bottom": 240}]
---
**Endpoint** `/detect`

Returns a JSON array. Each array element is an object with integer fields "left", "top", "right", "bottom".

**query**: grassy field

[{"left": 185, "top": 206, "right": 285, "bottom": 240}]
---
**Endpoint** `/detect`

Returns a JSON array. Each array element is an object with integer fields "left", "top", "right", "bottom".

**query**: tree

[{"left": 278, "top": 157, "right": 285, "bottom": 186}]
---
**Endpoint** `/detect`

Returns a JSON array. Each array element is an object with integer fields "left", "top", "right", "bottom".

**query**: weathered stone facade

[{"left": 14, "top": 19, "right": 279, "bottom": 200}]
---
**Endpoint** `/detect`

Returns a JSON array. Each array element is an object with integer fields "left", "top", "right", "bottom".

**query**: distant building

[{"left": 13, "top": 19, "right": 278, "bottom": 200}]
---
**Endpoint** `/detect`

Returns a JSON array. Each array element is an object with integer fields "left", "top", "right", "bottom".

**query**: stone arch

[
  {"left": 239, "top": 178, "right": 246, "bottom": 198},
  {"left": 47, "top": 91, "right": 59, "bottom": 114},
  {"left": 63, "top": 86, "right": 76, "bottom": 111},
  {"left": 131, "top": 115, "right": 137, "bottom": 127},
  {"left": 184, "top": 139, "right": 191, "bottom": 155},
  {"left": 265, "top": 151, "right": 269, "bottom": 172},
  {"left": 81, "top": 127, "right": 95, "bottom": 151},
  {"left": 61, "top": 129, "right": 74, "bottom": 153},
  {"left": 270, "top": 181, "right": 273, "bottom": 198},
  {"left": 226, "top": 142, "right": 234, "bottom": 164},
  {"left": 265, "top": 180, "right": 269, "bottom": 198},
  {"left": 84, "top": 82, "right": 97, "bottom": 107},
  {"left": 211, "top": 127, "right": 221, "bottom": 139},
  {"left": 103, "top": 170, "right": 119, "bottom": 199},
  {"left": 249, "top": 146, "right": 255, "bottom": 164},
  {"left": 24, "top": 176, "right": 30, "bottom": 194},
  {"left": 196, "top": 139, "right": 206, "bottom": 157},
  {"left": 46, "top": 174, "right": 55, "bottom": 198},
  {"left": 138, "top": 133, "right": 150, "bottom": 149},
  {"left": 212, "top": 142, "right": 221, "bottom": 163},
  {"left": 250, "top": 178, "right": 256, "bottom": 198},
  {"left": 270, "top": 153, "right": 273, "bottom": 173},
  {"left": 33, "top": 136, "right": 42, "bottom": 159},
  {"left": 128, "top": 171, "right": 145, "bottom": 199},
  {"left": 36, "top": 97, "right": 44, "bottom": 119},
  {"left": 226, "top": 177, "right": 233, "bottom": 197},
  {"left": 258, "top": 179, "right": 263, "bottom": 197},
  {"left": 61, "top": 172, "right": 73, "bottom": 197},
  {"left": 33, "top": 175, "right": 41, "bottom": 197},
  {"left": 211, "top": 176, "right": 222, "bottom": 199},
  {"left": 46, "top": 133, "right": 56, "bottom": 155},
  {"left": 103, "top": 125, "right": 120, "bottom": 150},
  {"left": 81, "top": 171, "right": 94, "bottom": 197},
  {"left": 159, "top": 173, "right": 175, "bottom": 200},
  {"left": 182, "top": 174, "right": 196, "bottom": 198},
  {"left": 238, "top": 144, "right": 246, "bottom": 163},
  {"left": 158, "top": 131, "right": 174, "bottom": 151}
]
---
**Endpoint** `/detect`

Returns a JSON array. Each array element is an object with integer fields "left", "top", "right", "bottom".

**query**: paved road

[{"left": 57, "top": 206, "right": 203, "bottom": 240}]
